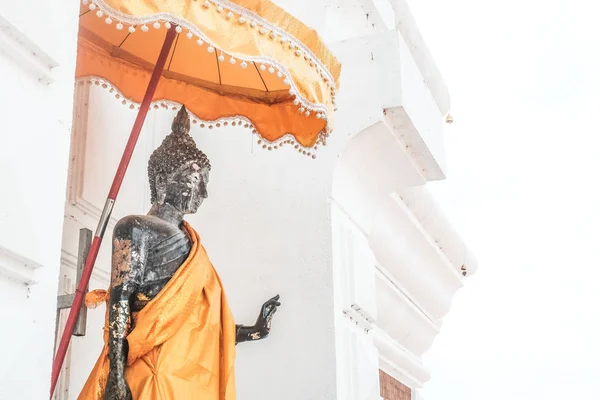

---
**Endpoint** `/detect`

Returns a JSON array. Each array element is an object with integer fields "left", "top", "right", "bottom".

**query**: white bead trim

[
  {"left": 78, "top": 77, "right": 328, "bottom": 157},
  {"left": 214, "top": 0, "right": 336, "bottom": 86},
  {"left": 84, "top": 0, "right": 334, "bottom": 129}
]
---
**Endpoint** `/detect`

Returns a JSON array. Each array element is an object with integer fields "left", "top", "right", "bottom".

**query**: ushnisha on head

[{"left": 148, "top": 106, "right": 211, "bottom": 214}]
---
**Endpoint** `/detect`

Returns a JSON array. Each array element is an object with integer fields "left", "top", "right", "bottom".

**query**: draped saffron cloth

[{"left": 78, "top": 222, "right": 236, "bottom": 399}]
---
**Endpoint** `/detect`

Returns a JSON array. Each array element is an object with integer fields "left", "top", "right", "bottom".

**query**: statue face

[{"left": 155, "top": 161, "right": 209, "bottom": 214}]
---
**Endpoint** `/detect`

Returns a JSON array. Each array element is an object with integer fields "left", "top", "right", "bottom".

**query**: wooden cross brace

[{"left": 56, "top": 228, "right": 93, "bottom": 337}]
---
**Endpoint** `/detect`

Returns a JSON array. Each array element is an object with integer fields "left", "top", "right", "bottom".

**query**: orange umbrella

[
  {"left": 78, "top": 0, "right": 340, "bottom": 151},
  {"left": 51, "top": 1, "right": 341, "bottom": 396}
]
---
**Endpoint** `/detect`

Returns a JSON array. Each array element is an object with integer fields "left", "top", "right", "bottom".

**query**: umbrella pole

[{"left": 50, "top": 26, "right": 178, "bottom": 398}]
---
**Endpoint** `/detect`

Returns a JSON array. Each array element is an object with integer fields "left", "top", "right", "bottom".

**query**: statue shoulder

[
  {"left": 113, "top": 215, "right": 155, "bottom": 241},
  {"left": 113, "top": 215, "right": 178, "bottom": 243}
]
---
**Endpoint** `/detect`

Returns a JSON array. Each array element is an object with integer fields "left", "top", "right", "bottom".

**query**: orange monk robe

[{"left": 78, "top": 222, "right": 236, "bottom": 399}]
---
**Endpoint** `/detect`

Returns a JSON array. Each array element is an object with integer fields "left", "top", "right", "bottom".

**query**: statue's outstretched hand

[{"left": 254, "top": 294, "right": 281, "bottom": 338}]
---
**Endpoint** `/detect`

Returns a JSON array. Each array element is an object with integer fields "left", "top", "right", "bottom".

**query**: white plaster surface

[{"left": 0, "top": 1, "right": 80, "bottom": 399}]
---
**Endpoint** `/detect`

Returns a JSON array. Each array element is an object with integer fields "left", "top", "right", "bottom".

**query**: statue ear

[{"left": 155, "top": 174, "right": 167, "bottom": 205}]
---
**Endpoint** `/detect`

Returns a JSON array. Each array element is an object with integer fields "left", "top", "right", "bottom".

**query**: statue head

[{"left": 148, "top": 106, "right": 211, "bottom": 214}]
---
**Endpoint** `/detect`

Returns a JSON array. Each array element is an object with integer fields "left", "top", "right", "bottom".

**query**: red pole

[{"left": 50, "top": 26, "right": 178, "bottom": 398}]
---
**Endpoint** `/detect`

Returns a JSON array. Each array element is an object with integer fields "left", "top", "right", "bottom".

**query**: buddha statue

[{"left": 79, "top": 106, "right": 280, "bottom": 400}]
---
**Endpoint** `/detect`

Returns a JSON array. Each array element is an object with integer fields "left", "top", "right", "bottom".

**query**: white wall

[
  {"left": 0, "top": 1, "right": 80, "bottom": 398},
  {"left": 327, "top": 1, "right": 478, "bottom": 395},
  {"left": 330, "top": 118, "right": 476, "bottom": 394}
]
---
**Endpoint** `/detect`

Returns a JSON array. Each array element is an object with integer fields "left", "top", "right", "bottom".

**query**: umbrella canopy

[{"left": 77, "top": 0, "right": 341, "bottom": 154}]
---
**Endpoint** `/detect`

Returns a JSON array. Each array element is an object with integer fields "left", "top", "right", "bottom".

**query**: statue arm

[
  {"left": 235, "top": 324, "right": 260, "bottom": 344},
  {"left": 235, "top": 295, "right": 281, "bottom": 345},
  {"left": 106, "top": 220, "right": 145, "bottom": 399}
]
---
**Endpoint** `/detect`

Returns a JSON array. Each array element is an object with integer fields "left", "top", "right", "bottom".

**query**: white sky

[{"left": 402, "top": 0, "right": 600, "bottom": 398}]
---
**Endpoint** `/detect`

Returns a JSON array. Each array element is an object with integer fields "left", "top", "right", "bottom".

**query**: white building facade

[{"left": 0, "top": 1, "right": 476, "bottom": 399}]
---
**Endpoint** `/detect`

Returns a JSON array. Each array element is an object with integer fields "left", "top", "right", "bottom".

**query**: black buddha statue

[{"left": 80, "top": 106, "right": 280, "bottom": 400}]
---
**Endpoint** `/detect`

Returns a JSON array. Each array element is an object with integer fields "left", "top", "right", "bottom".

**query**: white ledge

[
  {"left": 390, "top": 192, "right": 465, "bottom": 282},
  {"left": 0, "top": 245, "right": 42, "bottom": 285},
  {"left": 0, "top": 14, "right": 58, "bottom": 84},
  {"left": 332, "top": 120, "right": 429, "bottom": 236},
  {"left": 374, "top": 327, "right": 431, "bottom": 388},
  {"left": 396, "top": 186, "right": 479, "bottom": 276},
  {"left": 332, "top": 30, "right": 448, "bottom": 179},
  {"left": 375, "top": 266, "right": 439, "bottom": 329},
  {"left": 370, "top": 193, "right": 464, "bottom": 320},
  {"left": 374, "top": 266, "right": 440, "bottom": 357},
  {"left": 384, "top": 106, "right": 445, "bottom": 181}
]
